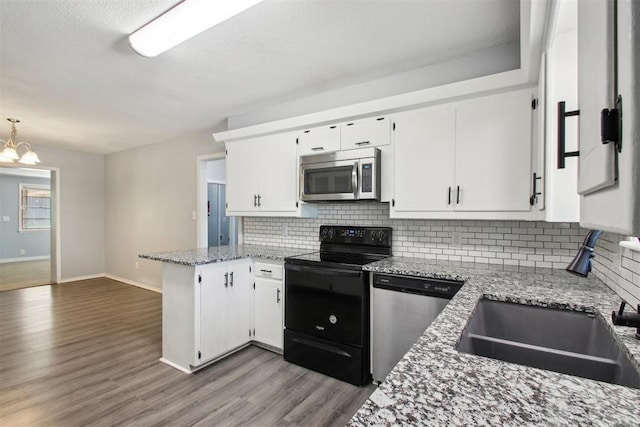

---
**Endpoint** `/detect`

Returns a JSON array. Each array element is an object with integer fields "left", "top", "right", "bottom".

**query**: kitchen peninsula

[{"left": 141, "top": 246, "right": 640, "bottom": 425}]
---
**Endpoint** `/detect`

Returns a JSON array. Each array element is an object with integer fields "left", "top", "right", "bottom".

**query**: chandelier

[{"left": 0, "top": 118, "right": 41, "bottom": 165}]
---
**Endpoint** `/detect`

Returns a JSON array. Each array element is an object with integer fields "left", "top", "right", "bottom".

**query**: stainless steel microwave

[{"left": 300, "top": 147, "right": 380, "bottom": 201}]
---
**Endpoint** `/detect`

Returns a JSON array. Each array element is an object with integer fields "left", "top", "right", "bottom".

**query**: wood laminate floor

[
  {"left": 0, "top": 278, "right": 375, "bottom": 426},
  {"left": 0, "top": 260, "right": 52, "bottom": 292}
]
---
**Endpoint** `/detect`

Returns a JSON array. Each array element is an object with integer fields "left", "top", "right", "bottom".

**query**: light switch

[
  {"left": 192, "top": 211, "right": 197, "bottom": 220},
  {"left": 2, "top": 216, "right": 9, "bottom": 222}
]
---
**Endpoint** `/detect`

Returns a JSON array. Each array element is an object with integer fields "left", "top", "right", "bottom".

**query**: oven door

[
  {"left": 300, "top": 159, "right": 359, "bottom": 201},
  {"left": 284, "top": 263, "right": 366, "bottom": 347}
]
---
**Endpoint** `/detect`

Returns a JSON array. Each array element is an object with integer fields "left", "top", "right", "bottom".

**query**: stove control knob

[
  {"left": 377, "top": 230, "right": 386, "bottom": 241},
  {"left": 321, "top": 228, "right": 335, "bottom": 241}
]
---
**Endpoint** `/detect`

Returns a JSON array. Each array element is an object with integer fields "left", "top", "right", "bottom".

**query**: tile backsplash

[
  {"left": 592, "top": 232, "right": 640, "bottom": 307},
  {"left": 243, "top": 203, "right": 586, "bottom": 268},
  {"left": 243, "top": 202, "right": 640, "bottom": 307}
]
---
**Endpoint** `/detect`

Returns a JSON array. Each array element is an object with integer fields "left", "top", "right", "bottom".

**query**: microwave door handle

[{"left": 352, "top": 161, "right": 359, "bottom": 198}]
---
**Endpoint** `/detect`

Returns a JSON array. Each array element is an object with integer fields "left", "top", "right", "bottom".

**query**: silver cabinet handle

[
  {"left": 230, "top": 271, "right": 234, "bottom": 287},
  {"left": 224, "top": 272, "right": 228, "bottom": 288},
  {"left": 352, "top": 161, "right": 358, "bottom": 197},
  {"left": 260, "top": 269, "right": 272, "bottom": 274},
  {"left": 257, "top": 194, "right": 261, "bottom": 207},
  {"left": 448, "top": 187, "right": 452, "bottom": 205},
  {"left": 355, "top": 141, "right": 370, "bottom": 146},
  {"left": 311, "top": 146, "right": 324, "bottom": 151},
  {"left": 456, "top": 186, "right": 461, "bottom": 204},
  {"left": 277, "top": 288, "right": 281, "bottom": 303},
  {"left": 253, "top": 195, "right": 257, "bottom": 207}
]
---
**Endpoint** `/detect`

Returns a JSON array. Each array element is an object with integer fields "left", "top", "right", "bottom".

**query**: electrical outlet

[
  {"left": 192, "top": 211, "right": 197, "bottom": 220},
  {"left": 451, "top": 231, "right": 462, "bottom": 247},
  {"left": 20, "top": 249, "right": 25, "bottom": 255},
  {"left": 135, "top": 261, "right": 139, "bottom": 270},
  {"left": 2, "top": 216, "right": 9, "bottom": 222}
]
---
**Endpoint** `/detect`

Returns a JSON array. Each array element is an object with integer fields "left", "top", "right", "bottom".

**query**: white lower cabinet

[
  {"left": 196, "top": 261, "right": 252, "bottom": 365},
  {"left": 161, "top": 258, "right": 284, "bottom": 374},
  {"left": 254, "top": 278, "right": 283, "bottom": 349},
  {"left": 253, "top": 260, "right": 284, "bottom": 350}
]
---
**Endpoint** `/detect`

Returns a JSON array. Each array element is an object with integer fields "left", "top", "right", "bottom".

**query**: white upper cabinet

[
  {"left": 578, "top": 0, "right": 640, "bottom": 235},
  {"left": 542, "top": 0, "right": 580, "bottom": 222},
  {"left": 576, "top": 0, "right": 617, "bottom": 196},
  {"left": 455, "top": 91, "right": 532, "bottom": 212},
  {"left": 225, "top": 132, "right": 317, "bottom": 217},
  {"left": 340, "top": 117, "right": 391, "bottom": 151},
  {"left": 298, "top": 125, "right": 341, "bottom": 156},
  {"left": 392, "top": 105, "right": 456, "bottom": 212},
  {"left": 391, "top": 89, "right": 537, "bottom": 220},
  {"left": 225, "top": 140, "right": 259, "bottom": 212}
]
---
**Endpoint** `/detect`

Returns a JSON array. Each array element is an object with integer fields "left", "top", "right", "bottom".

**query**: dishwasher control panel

[{"left": 373, "top": 273, "right": 463, "bottom": 299}]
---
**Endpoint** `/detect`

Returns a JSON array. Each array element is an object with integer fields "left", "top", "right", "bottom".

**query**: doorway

[
  {"left": 0, "top": 166, "right": 54, "bottom": 291},
  {"left": 208, "top": 183, "right": 231, "bottom": 247},
  {"left": 197, "top": 154, "right": 238, "bottom": 248}
]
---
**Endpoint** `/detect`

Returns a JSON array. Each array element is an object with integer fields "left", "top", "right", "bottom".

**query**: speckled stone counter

[
  {"left": 138, "top": 244, "right": 310, "bottom": 266},
  {"left": 351, "top": 257, "right": 640, "bottom": 426}
]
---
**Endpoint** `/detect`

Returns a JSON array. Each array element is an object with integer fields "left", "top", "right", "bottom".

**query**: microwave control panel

[{"left": 361, "top": 163, "right": 373, "bottom": 193}]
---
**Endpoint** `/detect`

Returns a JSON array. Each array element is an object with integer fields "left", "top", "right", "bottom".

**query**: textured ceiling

[{"left": 0, "top": 0, "right": 520, "bottom": 154}]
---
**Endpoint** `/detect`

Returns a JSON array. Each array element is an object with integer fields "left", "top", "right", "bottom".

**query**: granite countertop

[
  {"left": 138, "top": 244, "right": 310, "bottom": 266},
  {"left": 351, "top": 257, "right": 640, "bottom": 426}
]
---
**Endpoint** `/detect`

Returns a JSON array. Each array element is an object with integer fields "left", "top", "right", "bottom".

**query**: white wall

[
  {"left": 206, "top": 159, "right": 225, "bottom": 182},
  {"left": 105, "top": 130, "right": 224, "bottom": 290},
  {"left": 228, "top": 44, "right": 520, "bottom": 129},
  {"left": 33, "top": 144, "right": 105, "bottom": 280}
]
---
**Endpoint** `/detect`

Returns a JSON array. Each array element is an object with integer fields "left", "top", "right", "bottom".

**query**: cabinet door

[
  {"left": 226, "top": 140, "right": 258, "bottom": 212},
  {"left": 226, "top": 262, "right": 253, "bottom": 350},
  {"left": 257, "top": 132, "right": 299, "bottom": 212},
  {"left": 455, "top": 91, "right": 532, "bottom": 212},
  {"left": 298, "top": 125, "right": 341, "bottom": 156},
  {"left": 197, "top": 264, "right": 230, "bottom": 363},
  {"left": 254, "top": 278, "right": 283, "bottom": 349},
  {"left": 340, "top": 117, "right": 391, "bottom": 150},
  {"left": 576, "top": 0, "right": 617, "bottom": 195},
  {"left": 392, "top": 105, "right": 455, "bottom": 212}
]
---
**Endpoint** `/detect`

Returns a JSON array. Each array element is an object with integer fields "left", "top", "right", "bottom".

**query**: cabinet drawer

[
  {"left": 254, "top": 261, "right": 283, "bottom": 280},
  {"left": 298, "top": 125, "right": 341, "bottom": 156},
  {"left": 341, "top": 117, "right": 390, "bottom": 150}
]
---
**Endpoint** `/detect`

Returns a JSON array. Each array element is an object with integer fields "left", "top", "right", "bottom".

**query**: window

[{"left": 19, "top": 183, "right": 51, "bottom": 231}]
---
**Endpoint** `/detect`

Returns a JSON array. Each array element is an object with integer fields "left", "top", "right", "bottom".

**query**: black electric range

[{"left": 283, "top": 225, "right": 392, "bottom": 386}]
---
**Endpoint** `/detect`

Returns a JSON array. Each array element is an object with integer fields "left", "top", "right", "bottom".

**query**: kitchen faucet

[
  {"left": 611, "top": 301, "right": 640, "bottom": 340},
  {"left": 566, "top": 230, "right": 603, "bottom": 277}
]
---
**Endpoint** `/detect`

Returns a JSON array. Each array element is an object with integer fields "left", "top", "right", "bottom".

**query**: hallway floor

[{"left": 0, "top": 259, "right": 51, "bottom": 292}]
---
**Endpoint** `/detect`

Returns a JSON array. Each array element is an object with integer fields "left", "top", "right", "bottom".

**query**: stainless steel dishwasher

[{"left": 371, "top": 272, "right": 463, "bottom": 383}]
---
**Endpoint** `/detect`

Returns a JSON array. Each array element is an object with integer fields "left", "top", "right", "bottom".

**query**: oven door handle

[
  {"left": 285, "top": 264, "right": 363, "bottom": 278},
  {"left": 352, "top": 161, "right": 359, "bottom": 198}
]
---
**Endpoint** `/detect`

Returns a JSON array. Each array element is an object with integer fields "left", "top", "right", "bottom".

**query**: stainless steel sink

[{"left": 456, "top": 299, "right": 640, "bottom": 389}]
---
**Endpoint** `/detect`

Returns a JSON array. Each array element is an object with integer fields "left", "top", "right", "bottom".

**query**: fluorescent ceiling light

[{"left": 129, "top": 0, "right": 264, "bottom": 57}]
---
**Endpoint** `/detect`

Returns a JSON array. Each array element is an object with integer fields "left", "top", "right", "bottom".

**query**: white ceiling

[{"left": 0, "top": 0, "right": 520, "bottom": 155}]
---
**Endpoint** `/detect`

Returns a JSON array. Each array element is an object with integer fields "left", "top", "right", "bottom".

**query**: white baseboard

[
  {"left": 0, "top": 256, "right": 51, "bottom": 264},
  {"left": 58, "top": 273, "right": 105, "bottom": 283},
  {"left": 104, "top": 274, "right": 162, "bottom": 294},
  {"left": 57, "top": 274, "right": 162, "bottom": 294},
  {"left": 159, "top": 358, "right": 194, "bottom": 374}
]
